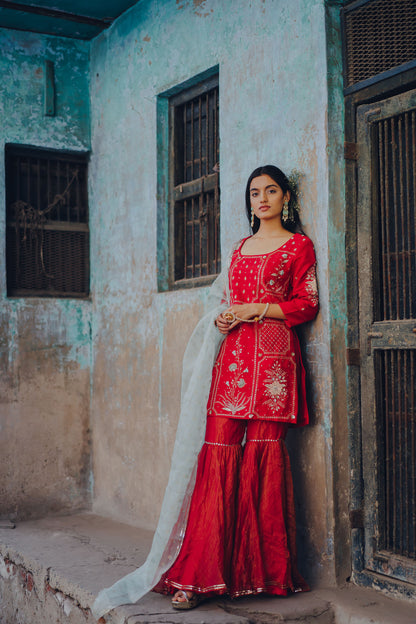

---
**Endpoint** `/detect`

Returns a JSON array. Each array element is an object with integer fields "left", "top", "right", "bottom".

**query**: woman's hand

[
  {"left": 215, "top": 304, "right": 265, "bottom": 334},
  {"left": 215, "top": 312, "right": 233, "bottom": 335}
]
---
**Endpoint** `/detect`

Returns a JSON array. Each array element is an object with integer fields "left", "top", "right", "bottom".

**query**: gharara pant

[{"left": 154, "top": 416, "right": 309, "bottom": 598}]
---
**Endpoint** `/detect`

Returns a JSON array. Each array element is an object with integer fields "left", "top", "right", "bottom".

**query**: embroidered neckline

[{"left": 239, "top": 233, "right": 297, "bottom": 257}]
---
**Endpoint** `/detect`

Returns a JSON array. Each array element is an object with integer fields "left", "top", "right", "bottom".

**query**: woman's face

[{"left": 249, "top": 174, "right": 290, "bottom": 224}]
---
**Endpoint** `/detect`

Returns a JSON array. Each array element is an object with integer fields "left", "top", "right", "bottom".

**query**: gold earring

[
  {"left": 251, "top": 207, "right": 255, "bottom": 228},
  {"left": 282, "top": 201, "right": 289, "bottom": 222}
]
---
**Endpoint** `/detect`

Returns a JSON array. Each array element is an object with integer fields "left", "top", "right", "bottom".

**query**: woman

[{"left": 92, "top": 165, "right": 318, "bottom": 619}]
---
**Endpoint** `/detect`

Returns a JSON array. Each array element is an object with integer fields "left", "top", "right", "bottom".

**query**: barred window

[
  {"left": 343, "top": 0, "right": 416, "bottom": 90},
  {"left": 169, "top": 76, "right": 220, "bottom": 287},
  {"left": 5, "top": 145, "right": 89, "bottom": 298}
]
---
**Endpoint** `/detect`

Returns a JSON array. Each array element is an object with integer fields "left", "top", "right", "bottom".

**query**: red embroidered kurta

[{"left": 207, "top": 233, "right": 318, "bottom": 425}]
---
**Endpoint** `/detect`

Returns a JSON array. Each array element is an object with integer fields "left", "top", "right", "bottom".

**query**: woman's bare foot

[
  {"left": 171, "top": 589, "right": 204, "bottom": 609},
  {"left": 172, "top": 589, "right": 193, "bottom": 603}
]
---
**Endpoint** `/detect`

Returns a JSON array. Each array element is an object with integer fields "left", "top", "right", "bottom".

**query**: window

[
  {"left": 169, "top": 75, "right": 220, "bottom": 287},
  {"left": 342, "top": 0, "right": 416, "bottom": 92},
  {"left": 5, "top": 145, "right": 89, "bottom": 298}
]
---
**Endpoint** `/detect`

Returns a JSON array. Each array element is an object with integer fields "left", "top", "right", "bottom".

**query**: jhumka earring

[
  {"left": 282, "top": 200, "right": 289, "bottom": 223},
  {"left": 251, "top": 207, "right": 255, "bottom": 228}
]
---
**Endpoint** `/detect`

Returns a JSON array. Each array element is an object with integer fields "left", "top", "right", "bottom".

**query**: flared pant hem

[
  {"left": 156, "top": 578, "right": 310, "bottom": 599},
  {"left": 153, "top": 417, "right": 309, "bottom": 600}
]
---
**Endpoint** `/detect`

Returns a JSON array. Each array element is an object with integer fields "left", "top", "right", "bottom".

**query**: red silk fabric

[
  {"left": 207, "top": 234, "right": 318, "bottom": 425},
  {"left": 154, "top": 417, "right": 309, "bottom": 598}
]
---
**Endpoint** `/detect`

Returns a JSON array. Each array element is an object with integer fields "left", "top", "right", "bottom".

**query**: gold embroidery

[
  {"left": 304, "top": 264, "right": 318, "bottom": 305},
  {"left": 264, "top": 362, "right": 289, "bottom": 412}
]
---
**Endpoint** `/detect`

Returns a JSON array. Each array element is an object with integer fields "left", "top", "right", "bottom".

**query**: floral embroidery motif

[
  {"left": 264, "top": 363, "right": 288, "bottom": 412},
  {"left": 217, "top": 333, "right": 250, "bottom": 415},
  {"left": 304, "top": 264, "right": 318, "bottom": 305},
  {"left": 221, "top": 386, "right": 249, "bottom": 415},
  {"left": 266, "top": 255, "right": 291, "bottom": 296}
]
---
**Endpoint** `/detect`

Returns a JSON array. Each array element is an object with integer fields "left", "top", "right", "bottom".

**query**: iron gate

[{"left": 357, "top": 88, "right": 416, "bottom": 585}]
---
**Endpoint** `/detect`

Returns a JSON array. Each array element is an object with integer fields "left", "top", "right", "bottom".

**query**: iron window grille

[
  {"left": 372, "top": 110, "right": 416, "bottom": 560},
  {"left": 5, "top": 145, "right": 89, "bottom": 298},
  {"left": 169, "top": 76, "right": 220, "bottom": 288},
  {"left": 342, "top": 0, "right": 416, "bottom": 91}
]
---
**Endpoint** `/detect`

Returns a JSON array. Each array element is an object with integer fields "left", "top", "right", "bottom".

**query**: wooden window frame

[
  {"left": 5, "top": 144, "right": 90, "bottom": 298},
  {"left": 168, "top": 75, "right": 220, "bottom": 289}
]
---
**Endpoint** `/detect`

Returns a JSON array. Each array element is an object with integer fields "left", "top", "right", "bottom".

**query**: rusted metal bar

[
  {"left": 378, "top": 121, "right": 387, "bottom": 320},
  {"left": 344, "top": 141, "right": 359, "bottom": 160},
  {"left": 205, "top": 93, "right": 211, "bottom": 174},
  {"left": 183, "top": 199, "right": 187, "bottom": 278},
  {"left": 390, "top": 117, "right": 399, "bottom": 320},
  {"left": 214, "top": 88, "right": 218, "bottom": 167},
  {"left": 66, "top": 162, "right": 70, "bottom": 221},
  {"left": 76, "top": 164, "right": 80, "bottom": 222},
  {"left": 36, "top": 158, "right": 41, "bottom": 214},
  {"left": 398, "top": 350, "right": 403, "bottom": 553},
  {"left": 403, "top": 351, "right": 409, "bottom": 556},
  {"left": 383, "top": 120, "right": 390, "bottom": 319},
  {"left": 398, "top": 115, "right": 405, "bottom": 319},
  {"left": 411, "top": 352, "right": 416, "bottom": 557},
  {"left": 198, "top": 95, "right": 202, "bottom": 179},
  {"left": 191, "top": 196, "right": 195, "bottom": 277},
  {"left": 183, "top": 104, "right": 187, "bottom": 182},
  {"left": 15, "top": 155, "right": 20, "bottom": 202},
  {"left": 26, "top": 157, "right": 30, "bottom": 206},
  {"left": 346, "top": 347, "right": 360, "bottom": 366},
  {"left": 382, "top": 348, "right": 416, "bottom": 557},
  {"left": 412, "top": 111, "right": 416, "bottom": 319},
  {"left": 190, "top": 101, "right": 194, "bottom": 182},
  {"left": 404, "top": 112, "right": 410, "bottom": 319},
  {"left": 47, "top": 159, "right": 50, "bottom": 208},
  {"left": 56, "top": 159, "right": 61, "bottom": 221},
  {"left": 386, "top": 350, "right": 392, "bottom": 550}
]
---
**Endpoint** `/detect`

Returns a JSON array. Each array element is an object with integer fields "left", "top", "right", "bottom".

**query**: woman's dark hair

[{"left": 245, "top": 165, "right": 302, "bottom": 234}]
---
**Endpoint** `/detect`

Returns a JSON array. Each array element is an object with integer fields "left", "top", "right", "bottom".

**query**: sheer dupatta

[{"left": 92, "top": 264, "right": 230, "bottom": 619}]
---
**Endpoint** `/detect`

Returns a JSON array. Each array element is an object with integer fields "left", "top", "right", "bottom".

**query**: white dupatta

[{"left": 92, "top": 263, "right": 230, "bottom": 619}]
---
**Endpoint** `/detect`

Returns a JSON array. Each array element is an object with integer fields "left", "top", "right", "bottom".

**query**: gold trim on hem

[
  {"left": 167, "top": 580, "right": 228, "bottom": 593},
  {"left": 246, "top": 438, "right": 284, "bottom": 442},
  {"left": 204, "top": 441, "right": 242, "bottom": 447}
]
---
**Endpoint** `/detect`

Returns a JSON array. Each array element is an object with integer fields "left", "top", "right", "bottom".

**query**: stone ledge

[{"left": 0, "top": 513, "right": 415, "bottom": 624}]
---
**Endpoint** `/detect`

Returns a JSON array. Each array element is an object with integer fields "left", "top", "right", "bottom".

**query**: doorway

[{"left": 355, "top": 88, "right": 416, "bottom": 586}]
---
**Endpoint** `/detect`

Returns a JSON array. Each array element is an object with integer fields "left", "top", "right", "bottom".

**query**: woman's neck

[{"left": 254, "top": 222, "right": 290, "bottom": 239}]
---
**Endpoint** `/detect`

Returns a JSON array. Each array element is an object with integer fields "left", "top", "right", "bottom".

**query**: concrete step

[{"left": 0, "top": 513, "right": 414, "bottom": 624}]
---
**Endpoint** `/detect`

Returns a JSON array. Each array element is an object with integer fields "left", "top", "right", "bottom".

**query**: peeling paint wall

[
  {"left": 89, "top": 0, "right": 338, "bottom": 587},
  {"left": 0, "top": 29, "right": 92, "bottom": 519}
]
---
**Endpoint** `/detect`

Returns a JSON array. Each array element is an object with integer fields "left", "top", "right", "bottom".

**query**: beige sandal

[{"left": 172, "top": 590, "right": 205, "bottom": 610}]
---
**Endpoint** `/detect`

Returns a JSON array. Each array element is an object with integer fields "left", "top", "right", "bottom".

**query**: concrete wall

[
  {"left": 0, "top": 29, "right": 92, "bottom": 520},
  {"left": 89, "top": 0, "right": 339, "bottom": 586}
]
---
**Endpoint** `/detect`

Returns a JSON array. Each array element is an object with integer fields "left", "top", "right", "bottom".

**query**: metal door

[{"left": 357, "top": 89, "right": 416, "bottom": 585}]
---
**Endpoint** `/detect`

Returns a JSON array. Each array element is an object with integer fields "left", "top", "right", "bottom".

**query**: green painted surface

[
  {"left": 0, "top": 28, "right": 90, "bottom": 147},
  {"left": 0, "top": 0, "right": 139, "bottom": 40},
  {"left": 0, "top": 27, "right": 92, "bottom": 519},
  {"left": 7, "top": 0, "right": 138, "bottom": 19}
]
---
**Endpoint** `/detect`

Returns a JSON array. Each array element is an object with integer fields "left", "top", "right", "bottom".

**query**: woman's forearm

[
  {"left": 222, "top": 302, "right": 286, "bottom": 324},
  {"left": 253, "top": 302, "right": 286, "bottom": 320}
]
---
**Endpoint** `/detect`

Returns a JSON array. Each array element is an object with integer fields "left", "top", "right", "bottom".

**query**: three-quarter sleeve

[{"left": 279, "top": 238, "right": 319, "bottom": 328}]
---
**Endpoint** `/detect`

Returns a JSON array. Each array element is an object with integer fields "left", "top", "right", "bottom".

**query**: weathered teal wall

[
  {"left": 89, "top": 0, "right": 338, "bottom": 586},
  {"left": 0, "top": 28, "right": 92, "bottom": 519},
  {"left": 325, "top": 0, "right": 349, "bottom": 585}
]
